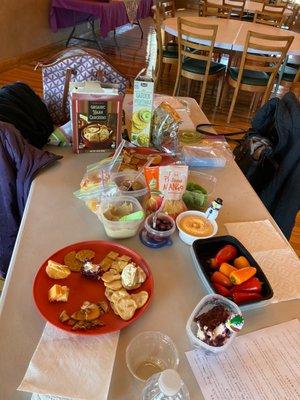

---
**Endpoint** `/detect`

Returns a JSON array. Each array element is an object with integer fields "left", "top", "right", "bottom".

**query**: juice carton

[{"left": 131, "top": 69, "right": 154, "bottom": 147}]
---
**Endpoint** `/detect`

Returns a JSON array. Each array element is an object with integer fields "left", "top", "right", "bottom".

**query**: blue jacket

[{"left": 0, "top": 122, "right": 61, "bottom": 277}]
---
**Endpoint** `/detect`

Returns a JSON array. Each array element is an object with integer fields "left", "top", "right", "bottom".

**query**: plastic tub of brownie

[{"left": 186, "top": 294, "right": 244, "bottom": 353}]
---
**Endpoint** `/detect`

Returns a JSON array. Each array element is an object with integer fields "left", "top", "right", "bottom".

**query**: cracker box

[
  {"left": 70, "top": 81, "right": 123, "bottom": 153},
  {"left": 131, "top": 69, "right": 154, "bottom": 147}
]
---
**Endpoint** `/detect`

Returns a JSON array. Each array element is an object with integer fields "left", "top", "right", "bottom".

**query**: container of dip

[{"left": 176, "top": 211, "right": 218, "bottom": 245}]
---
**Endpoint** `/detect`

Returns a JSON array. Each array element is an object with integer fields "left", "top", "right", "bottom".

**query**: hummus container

[
  {"left": 99, "top": 196, "right": 144, "bottom": 239},
  {"left": 186, "top": 294, "right": 242, "bottom": 353},
  {"left": 176, "top": 211, "right": 218, "bottom": 245}
]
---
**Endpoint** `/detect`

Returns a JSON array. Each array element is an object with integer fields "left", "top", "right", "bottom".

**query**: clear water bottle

[{"left": 142, "top": 369, "right": 190, "bottom": 400}]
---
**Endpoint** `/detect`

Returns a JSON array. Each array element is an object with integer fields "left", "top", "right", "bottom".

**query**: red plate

[{"left": 33, "top": 241, "right": 154, "bottom": 335}]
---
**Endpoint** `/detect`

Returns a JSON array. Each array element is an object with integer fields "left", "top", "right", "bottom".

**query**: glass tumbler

[{"left": 126, "top": 331, "right": 179, "bottom": 382}]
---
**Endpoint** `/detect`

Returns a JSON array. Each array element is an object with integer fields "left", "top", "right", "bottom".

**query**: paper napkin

[
  {"left": 225, "top": 220, "right": 300, "bottom": 303},
  {"left": 19, "top": 323, "right": 119, "bottom": 400}
]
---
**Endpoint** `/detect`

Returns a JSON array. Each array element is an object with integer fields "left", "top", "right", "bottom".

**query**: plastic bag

[
  {"left": 151, "top": 102, "right": 181, "bottom": 155},
  {"left": 144, "top": 165, "right": 188, "bottom": 219},
  {"left": 181, "top": 143, "right": 233, "bottom": 168}
]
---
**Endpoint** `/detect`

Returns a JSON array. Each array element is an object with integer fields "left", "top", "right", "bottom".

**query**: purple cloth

[
  {"left": 50, "top": 0, "right": 153, "bottom": 37},
  {"left": 0, "top": 122, "right": 62, "bottom": 277}
]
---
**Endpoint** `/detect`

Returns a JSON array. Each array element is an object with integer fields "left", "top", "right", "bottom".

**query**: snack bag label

[
  {"left": 131, "top": 75, "right": 154, "bottom": 147},
  {"left": 144, "top": 166, "right": 159, "bottom": 191},
  {"left": 159, "top": 166, "right": 189, "bottom": 200}
]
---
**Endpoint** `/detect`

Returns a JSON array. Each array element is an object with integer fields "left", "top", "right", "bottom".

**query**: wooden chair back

[
  {"left": 152, "top": 5, "right": 165, "bottom": 56},
  {"left": 254, "top": 10, "right": 285, "bottom": 26},
  {"left": 287, "top": 4, "right": 300, "bottom": 29},
  {"left": 236, "top": 31, "right": 294, "bottom": 103},
  {"left": 222, "top": 0, "right": 246, "bottom": 19},
  {"left": 202, "top": 1, "right": 233, "bottom": 18},
  {"left": 176, "top": 17, "right": 219, "bottom": 105},
  {"left": 262, "top": 3, "right": 286, "bottom": 15}
]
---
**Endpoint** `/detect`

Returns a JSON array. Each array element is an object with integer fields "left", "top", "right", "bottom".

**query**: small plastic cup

[
  {"left": 126, "top": 331, "right": 179, "bottom": 382},
  {"left": 186, "top": 294, "right": 243, "bottom": 354},
  {"left": 111, "top": 171, "right": 149, "bottom": 206},
  {"left": 144, "top": 213, "right": 176, "bottom": 243},
  {"left": 99, "top": 196, "right": 144, "bottom": 239}
]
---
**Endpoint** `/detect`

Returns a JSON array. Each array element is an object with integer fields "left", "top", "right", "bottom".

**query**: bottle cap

[{"left": 158, "top": 369, "right": 183, "bottom": 396}]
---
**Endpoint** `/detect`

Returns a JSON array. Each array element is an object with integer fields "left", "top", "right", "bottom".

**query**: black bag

[
  {"left": 0, "top": 82, "right": 54, "bottom": 148},
  {"left": 233, "top": 132, "right": 278, "bottom": 193}
]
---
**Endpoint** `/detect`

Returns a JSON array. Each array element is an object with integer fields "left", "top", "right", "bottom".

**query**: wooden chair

[
  {"left": 222, "top": 0, "right": 246, "bottom": 19},
  {"left": 286, "top": 4, "right": 300, "bottom": 30},
  {"left": 224, "top": 31, "right": 294, "bottom": 123},
  {"left": 202, "top": 1, "right": 233, "bottom": 18},
  {"left": 173, "top": 17, "right": 226, "bottom": 108},
  {"left": 152, "top": 4, "right": 178, "bottom": 89},
  {"left": 280, "top": 66, "right": 300, "bottom": 87},
  {"left": 253, "top": 10, "right": 285, "bottom": 27}
]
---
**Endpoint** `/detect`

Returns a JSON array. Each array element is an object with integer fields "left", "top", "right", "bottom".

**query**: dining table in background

[
  {"left": 0, "top": 95, "right": 299, "bottom": 399},
  {"left": 50, "top": 0, "right": 153, "bottom": 42},
  {"left": 163, "top": 16, "right": 300, "bottom": 55}
]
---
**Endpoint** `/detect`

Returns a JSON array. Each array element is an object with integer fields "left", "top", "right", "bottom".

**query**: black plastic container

[{"left": 191, "top": 235, "right": 274, "bottom": 306}]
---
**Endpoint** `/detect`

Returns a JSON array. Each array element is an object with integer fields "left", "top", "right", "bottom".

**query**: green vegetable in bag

[
  {"left": 186, "top": 181, "right": 207, "bottom": 194},
  {"left": 182, "top": 190, "right": 207, "bottom": 210}
]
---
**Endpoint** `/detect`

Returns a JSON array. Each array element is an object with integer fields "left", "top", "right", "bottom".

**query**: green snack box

[{"left": 131, "top": 69, "right": 154, "bottom": 147}]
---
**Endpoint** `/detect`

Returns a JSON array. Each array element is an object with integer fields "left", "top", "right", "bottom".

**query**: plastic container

[
  {"left": 144, "top": 213, "right": 176, "bottom": 242},
  {"left": 98, "top": 196, "right": 144, "bottom": 239},
  {"left": 126, "top": 331, "right": 179, "bottom": 382},
  {"left": 176, "top": 211, "right": 218, "bottom": 245},
  {"left": 186, "top": 294, "right": 242, "bottom": 353},
  {"left": 111, "top": 171, "right": 149, "bottom": 207},
  {"left": 190, "top": 235, "right": 274, "bottom": 310},
  {"left": 142, "top": 369, "right": 190, "bottom": 400}
]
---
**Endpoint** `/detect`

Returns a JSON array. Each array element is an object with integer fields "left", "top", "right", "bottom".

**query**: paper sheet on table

[
  {"left": 186, "top": 319, "right": 300, "bottom": 400},
  {"left": 225, "top": 220, "right": 300, "bottom": 303},
  {"left": 18, "top": 323, "right": 119, "bottom": 400}
]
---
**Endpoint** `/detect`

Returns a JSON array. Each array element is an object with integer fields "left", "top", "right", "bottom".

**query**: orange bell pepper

[
  {"left": 229, "top": 267, "right": 257, "bottom": 285},
  {"left": 211, "top": 271, "right": 232, "bottom": 287},
  {"left": 219, "top": 263, "right": 237, "bottom": 277},
  {"left": 233, "top": 256, "right": 251, "bottom": 269}
]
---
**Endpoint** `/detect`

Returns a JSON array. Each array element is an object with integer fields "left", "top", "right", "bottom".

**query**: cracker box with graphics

[
  {"left": 131, "top": 69, "right": 154, "bottom": 147},
  {"left": 70, "top": 81, "right": 123, "bottom": 153}
]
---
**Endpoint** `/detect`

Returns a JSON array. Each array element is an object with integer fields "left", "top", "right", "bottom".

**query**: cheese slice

[{"left": 48, "top": 284, "right": 70, "bottom": 302}]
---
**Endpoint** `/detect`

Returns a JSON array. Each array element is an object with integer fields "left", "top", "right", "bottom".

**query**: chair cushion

[
  {"left": 162, "top": 49, "right": 178, "bottom": 58},
  {"left": 182, "top": 59, "right": 226, "bottom": 75},
  {"left": 229, "top": 67, "right": 269, "bottom": 86},
  {"left": 280, "top": 66, "right": 297, "bottom": 82}
]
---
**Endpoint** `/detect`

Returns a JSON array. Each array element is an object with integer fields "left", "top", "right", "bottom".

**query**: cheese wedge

[
  {"left": 46, "top": 260, "right": 71, "bottom": 279},
  {"left": 48, "top": 284, "right": 70, "bottom": 302}
]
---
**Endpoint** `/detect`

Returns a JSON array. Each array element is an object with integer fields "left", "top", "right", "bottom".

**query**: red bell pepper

[
  {"left": 212, "top": 283, "right": 231, "bottom": 297},
  {"left": 212, "top": 245, "right": 238, "bottom": 267},
  {"left": 211, "top": 271, "right": 232, "bottom": 288},
  {"left": 231, "top": 277, "right": 262, "bottom": 293},
  {"left": 232, "top": 291, "right": 263, "bottom": 305}
]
